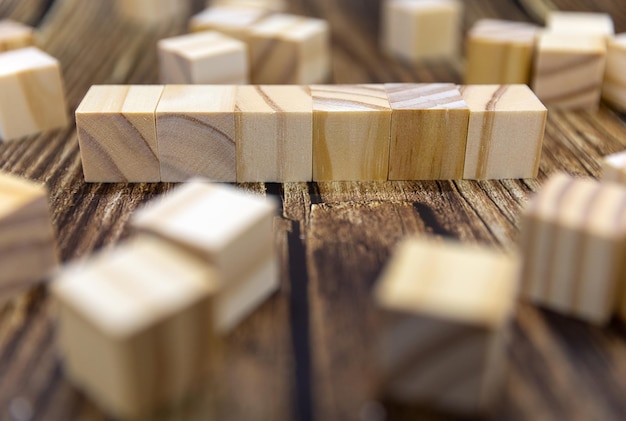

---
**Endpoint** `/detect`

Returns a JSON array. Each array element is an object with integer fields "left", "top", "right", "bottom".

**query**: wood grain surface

[{"left": 1, "top": 0, "right": 626, "bottom": 420}]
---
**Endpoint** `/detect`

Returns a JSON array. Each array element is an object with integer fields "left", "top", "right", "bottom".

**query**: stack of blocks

[{"left": 0, "top": 19, "right": 35, "bottom": 52}]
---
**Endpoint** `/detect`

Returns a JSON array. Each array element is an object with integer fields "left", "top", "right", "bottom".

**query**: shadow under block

[
  {"left": 156, "top": 85, "right": 236, "bottom": 182},
  {"left": 464, "top": 19, "right": 539, "bottom": 85},
  {"left": 52, "top": 236, "right": 216, "bottom": 419},
  {"left": 546, "top": 11, "right": 614, "bottom": 38},
  {"left": 386, "top": 83, "right": 469, "bottom": 180},
  {"left": 114, "top": 0, "right": 189, "bottom": 24},
  {"left": 603, "top": 34, "right": 626, "bottom": 112},
  {"left": 382, "top": 0, "right": 462, "bottom": 61},
  {"left": 460, "top": 84, "right": 547, "bottom": 180},
  {"left": 158, "top": 31, "right": 248, "bottom": 85},
  {"left": 374, "top": 237, "right": 517, "bottom": 413},
  {"left": 0, "top": 172, "right": 57, "bottom": 303},
  {"left": 235, "top": 85, "right": 312, "bottom": 182},
  {"left": 75, "top": 85, "right": 163, "bottom": 182},
  {"left": 311, "top": 84, "right": 391, "bottom": 181},
  {"left": 520, "top": 173, "right": 626, "bottom": 324},
  {"left": 189, "top": 5, "right": 270, "bottom": 40},
  {"left": 602, "top": 151, "right": 626, "bottom": 184},
  {"left": 0, "top": 19, "right": 35, "bottom": 52},
  {"left": 0, "top": 47, "right": 68, "bottom": 141}
]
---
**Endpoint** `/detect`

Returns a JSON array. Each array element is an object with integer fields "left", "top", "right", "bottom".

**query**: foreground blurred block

[
  {"left": 115, "top": 0, "right": 189, "bottom": 24},
  {"left": 603, "top": 34, "right": 626, "bottom": 112},
  {"left": 546, "top": 11, "right": 614, "bottom": 38},
  {"left": 0, "top": 19, "right": 35, "bottom": 52},
  {"left": 0, "top": 47, "right": 68, "bottom": 141},
  {"left": 189, "top": 5, "right": 270, "bottom": 40},
  {"left": 374, "top": 237, "right": 517, "bottom": 414},
  {"left": 602, "top": 151, "right": 626, "bottom": 184}
]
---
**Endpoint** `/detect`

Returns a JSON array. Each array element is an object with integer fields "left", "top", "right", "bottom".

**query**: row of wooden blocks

[{"left": 76, "top": 83, "right": 547, "bottom": 183}]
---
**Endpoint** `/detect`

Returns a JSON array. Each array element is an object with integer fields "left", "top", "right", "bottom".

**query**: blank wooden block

[
  {"left": 382, "top": 0, "right": 462, "bottom": 61},
  {"left": 0, "top": 47, "right": 68, "bottom": 141},
  {"left": 386, "top": 83, "right": 469, "bottom": 180},
  {"left": 158, "top": 31, "right": 248, "bottom": 84},
  {"left": 235, "top": 85, "right": 312, "bottom": 182},
  {"left": 0, "top": 172, "right": 57, "bottom": 303},
  {"left": 311, "top": 84, "right": 391, "bottom": 181},
  {"left": 602, "top": 151, "right": 626, "bottom": 184},
  {"left": 0, "top": 19, "right": 35, "bottom": 52},
  {"left": 520, "top": 173, "right": 626, "bottom": 324},
  {"left": 465, "top": 19, "right": 539, "bottom": 85},
  {"left": 546, "top": 12, "right": 614, "bottom": 38},
  {"left": 76, "top": 85, "right": 163, "bottom": 182},
  {"left": 189, "top": 5, "right": 270, "bottom": 41},
  {"left": 156, "top": 85, "right": 236, "bottom": 182},
  {"left": 460, "top": 84, "right": 547, "bottom": 180},
  {"left": 603, "top": 34, "right": 626, "bottom": 112},
  {"left": 52, "top": 236, "right": 216, "bottom": 419},
  {"left": 374, "top": 237, "right": 517, "bottom": 413},
  {"left": 115, "top": 0, "right": 189, "bottom": 24}
]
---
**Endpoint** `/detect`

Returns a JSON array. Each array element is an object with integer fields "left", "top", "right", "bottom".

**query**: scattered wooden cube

[
  {"left": 374, "top": 237, "right": 518, "bottom": 413},
  {"left": 189, "top": 5, "right": 270, "bottom": 41},
  {"left": 115, "top": 0, "right": 189, "bottom": 25},
  {"left": 0, "top": 47, "right": 68, "bottom": 141},
  {"left": 311, "top": 84, "right": 391, "bottom": 181},
  {"left": 546, "top": 11, "right": 614, "bottom": 38},
  {"left": 235, "top": 85, "right": 313, "bottom": 182},
  {"left": 75, "top": 85, "right": 163, "bottom": 182},
  {"left": 519, "top": 172, "right": 626, "bottom": 324},
  {"left": 156, "top": 85, "right": 237, "bottom": 182},
  {"left": 0, "top": 19, "right": 35, "bottom": 52},
  {"left": 386, "top": 83, "right": 469, "bottom": 180},
  {"left": 460, "top": 84, "right": 547, "bottom": 179},
  {"left": 603, "top": 34, "right": 626, "bottom": 112},
  {"left": 602, "top": 151, "right": 626, "bottom": 184}
]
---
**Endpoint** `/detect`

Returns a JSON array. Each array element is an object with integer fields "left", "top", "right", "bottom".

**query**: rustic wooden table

[{"left": 1, "top": 0, "right": 626, "bottom": 420}]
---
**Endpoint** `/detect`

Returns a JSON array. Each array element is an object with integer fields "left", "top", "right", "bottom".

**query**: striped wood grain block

[
  {"left": 189, "top": 5, "right": 270, "bottom": 40},
  {"left": 114, "top": 0, "right": 189, "bottom": 25},
  {"left": 602, "top": 151, "right": 626, "bottom": 184},
  {"left": 546, "top": 11, "right": 614, "bottom": 38},
  {"left": 0, "top": 19, "right": 35, "bottom": 52},
  {"left": 603, "top": 34, "right": 626, "bottom": 112}
]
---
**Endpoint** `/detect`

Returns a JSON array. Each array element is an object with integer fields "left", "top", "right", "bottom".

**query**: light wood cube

[
  {"left": 460, "top": 84, "right": 547, "bottom": 180},
  {"left": 115, "top": 0, "right": 189, "bottom": 25},
  {"left": 0, "top": 47, "right": 68, "bottom": 141},
  {"left": 0, "top": 19, "right": 35, "bottom": 52},
  {"left": 603, "top": 34, "right": 626, "bottom": 112},
  {"left": 546, "top": 12, "right": 614, "bottom": 38},
  {"left": 374, "top": 237, "right": 518, "bottom": 413},
  {"left": 386, "top": 83, "right": 469, "bottom": 180},
  {"left": 311, "top": 84, "right": 391, "bottom": 181},
  {"left": 602, "top": 151, "right": 626, "bottom": 184},
  {"left": 76, "top": 85, "right": 163, "bottom": 182},
  {"left": 156, "top": 85, "right": 237, "bottom": 182},
  {"left": 208, "top": 0, "right": 286, "bottom": 12},
  {"left": 158, "top": 31, "right": 248, "bottom": 85},
  {"left": 189, "top": 5, "right": 270, "bottom": 40},
  {"left": 465, "top": 19, "right": 539, "bottom": 85},
  {"left": 382, "top": 0, "right": 462, "bottom": 61},
  {"left": 520, "top": 173, "right": 626, "bottom": 324}
]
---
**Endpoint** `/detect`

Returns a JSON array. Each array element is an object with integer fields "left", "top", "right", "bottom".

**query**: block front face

[
  {"left": 189, "top": 6, "right": 269, "bottom": 40},
  {"left": 0, "top": 19, "right": 34, "bottom": 52},
  {"left": 603, "top": 34, "right": 626, "bottom": 112}
]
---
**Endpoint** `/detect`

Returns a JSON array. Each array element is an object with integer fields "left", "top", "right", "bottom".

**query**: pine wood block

[
  {"left": 382, "top": 0, "right": 462, "bottom": 61},
  {"left": 603, "top": 34, "right": 626, "bottom": 112},
  {"left": 460, "top": 84, "right": 547, "bottom": 180},
  {"left": 465, "top": 19, "right": 539, "bottom": 85},
  {"left": 546, "top": 12, "right": 614, "bottom": 38},
  {"left": 208, "top": 0, "right": 287, "bottom": 12},
  {"left": 189, "top": 5, "right": 270, "bottom": 41},
  {"left": 248, "top": 13, "right": 330, "bottom": 84},
  {"left": 115, "top": 0, "right": 189, "bottom": 24},
  {"left": 374, "top": 237, "right": 518, "bottom": 413},
  {"left": 158, "top": 31, "right": 248, "bottom": 85},
  {"left": 0, "top": 19, "right": 35, "bottom": 52},
  {"left": 75, "top": 85, "right": 163, "bottom": 182},
  {"left": 52, "top": 236, "right": 216, "bottom": 419},
  {"left": 0, "top": 172, "right": 57, "bottom": 303},
  {"left": 235, "top": 85, "right": 313, "bottom": 182},
  {"left": 602, "top": 151, "right": 626, "bottom": 184},
  {"left": 520, "top": 173, "right": 626, "bottom": 324},
  {"left": 0, "top": 47, "right": 68, "bottom": 141},
  {"left": 386, "top": 83, "right": 469, "bottom": 180},
  {"left": 156, "top": 85, "right": 236, "bottom": 182},
  {"left": 311, "top": 84, "right": 391, "bottom": 181}
]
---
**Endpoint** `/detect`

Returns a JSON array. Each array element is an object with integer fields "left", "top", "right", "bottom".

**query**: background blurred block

[
  {"left": 208, "top": 0, "right": 287, "bottom": 12},
  {"left": 189, "top": 5, "right": 270, "bottom": 40},
  {"left": 546, "top": 11, "right": 614, "bottom": 38},
  {"left": 114, "top": 0, "right": 189, "bottom": 25},
  {"left": 602, "top": 150, "right": 626, "bottom": 184},
  {"left": 0, "top": 19, "right": 35, "bottom": 52},
  {"left": 603, "top": 33, "right": 626, "bottom": 112}
]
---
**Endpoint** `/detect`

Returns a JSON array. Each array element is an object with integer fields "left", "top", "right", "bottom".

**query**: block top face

[
  {"left": 375, "top": 237, "right": 518, "bottom": 329},
  {"left": 158, "top": 31, "right": 246, "bottom": 60},
  {"left": 235, "top": 85, "right": 312, "bottom": 114},
  {"left": 547, "top": 11, "right": 614, "bottom": 37},
  {"left": 388, "top": 0, "right": 461, "bottom": 13},
  {"left": 385, "top": 83, "right": 467, "bottom": 110},
  {"left": 310, "top": 84, "right": 391, "bottom": 112},
  {"left": 469, "top": 19, "right": 539, "bottom": 43},
  {"left": 0, "top": 172, "right": 45, "bottom": 220},
  {"left": 249, "top": 14, "right": 328, "bottom": 41},
  {"left": 156, "top": 85, "right": 236, "bottom": 114},
  {"left": 0, "top": 46, "right": 58, "bottom": 77},
  {"left": 189, "top": 6, "right": 269, "bottom": 31},
  {"left": 459, "top": 84, "right": 547, "bottom": 113},
  {"left": 0, "top": 19, "right": 33, "bottom": 39},
  {"left": 75, "top": 85, "right": 164, "bottom": 115},
  {"left": 537, "top": 32, "right": 607, "bottom": 53}
]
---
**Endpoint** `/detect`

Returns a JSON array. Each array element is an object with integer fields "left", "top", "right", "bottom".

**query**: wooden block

[
  {"left": 248, "top": 13, "right": 330, "bottom": 84},
  {"left": 520, "top": 172, "right": 626, "bottom": 324},
  {"left": 235, "top": 85, "right": 313, "bottom": 182},
  {"left": 0, "top": 47, "right": 68, "bottom": 141},
  {"left": 52, "top": 236, "right": 216, "bottom": 419},
  {"left": 158, "top": 31, "right": 248, "bottom": 84},
  {"left": 386, "top": 83, "right": 469, "bottom": 180},
  {"left": 0, "top": 172, "right": 57, "bottom": 303},
  {"left": 311, "top": 84, "right": 391, "bottom": 181},
  {"left": 189, "top": 5, "right": 270, "bottom": 41},
  {"left": 546, "top": 11, "right": 614, "bottom": 38},
  {"left": 75, "top": 85, "right": 163, "bottom": 182},
  {"left": 382, "top": 0, "right": 462, "bottom": 61},
  {"left": 374, "top": 237, "right": 518, "bottom": 413},
  {"left": 603, "top": 34, "right": 626, "bottom": 112},
  {"left": 602, "top": 151, "right": 626, "bottom": 184},
  {"left": 464, "top": 19, "right": 539, "bottom": 85},
  {"left": 208, "top": 0, "right": 287, "bottom": 12},
  {"left": 156, "top": 85, "right": 237, "bottom": 182},
  {"left": 460, "top": 84, "right": 547, "bottom": 180},
  {"left": 115, "top": 0, "right": 189, "bottom": 25},
  {"left": 0, "top": 19, "right": 35, "bottom": 52}
]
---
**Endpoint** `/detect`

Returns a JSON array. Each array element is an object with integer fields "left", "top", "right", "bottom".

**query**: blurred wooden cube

[
  {"left": 603, "top": 34, "right": 626, "bottom": 112},
  {"left": 602, "top": 150, "right": 626, "bottom": 184},
  {"left": 546, "top": 11, "right": 614, "bottom": 38},
  {"left": 0, "top": 19, "right": 35, "bottom": 52},
  {"left": 189, "top": 5, "right": 270, "bottom": 40},
  {"left": 208, "top": 0, "right": 286, "bottom": 12},
  {"left": 115, "top": 0, "right": 189, "bottom": 25}
]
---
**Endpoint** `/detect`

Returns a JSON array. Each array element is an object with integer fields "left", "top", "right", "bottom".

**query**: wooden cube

[
  {"left": 382, "top": 0, "right": 462, "bottom": 61},
  {"left": 460, "top": 84, "right": 547, "bottom": 180},
  {"left": 465, "top": 19, "right": 539, "bottom": 85},
  {"left": 75, "top": 85, "right": 163, "bottom": 182},
  {"left": 374, "top": 237, "right": 518, "bottom": 413},
  {"left": 248, "top": 13, "right": 330, "bottom": 84},
  {"left": 520, "top": 173, "right": 626, "bottom": 324},
  {"left": 0, "top": 172, "right": 57, "bottom": 303},
  {"left": 158, "top": 31, "right": 248, "bottom": 85},
  {"left": 546, "top": 12, "right": 614, "bottom": 38},
  {"left": 189, "top": 5, "right": 270, "bottom": 40},
  {"left": 602, "top": 151, "right": 626, "bottom": 184},
  {"left": 52, "top": 236, "right": 216, "bottom": 419},
  {"left": 0, "top": 19, "right": 35, "bottom": 52},
  {"left": 235, "top": 85, "right": 313, "bottom": 182},
  {"left": 209, "top": 0, "right": 286, "bottom": 12},
  {"left": 0, "top": 47, "right": 68, "bottom": 141},
  {"left": 156, "top": 85, "right": 237, "bottom": 182},
  {"left": 386, "top": 83, "right": 469, "bottom": 180},
  {"left": 603, "top": 34, "right": 626, "bottom": 112},
  {"left": 115, "top": 0, "right": 189, "bottom": 25}
]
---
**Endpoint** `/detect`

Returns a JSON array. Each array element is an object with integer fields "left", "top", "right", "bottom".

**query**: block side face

[
  {"left": 0, "top": 19, "right": 34, "bottom": 52},
  {"left": 0, "top": 72, "right": 40, "bottom": 140},
  {"left": 250, "top": 36, "right": 300, "bottom": 84},
  {"left": 190, "top": 47, "right": 248, "bottom": 85},
  {"left": 465, "top": 39, "right": 534, "bottom": 84}
]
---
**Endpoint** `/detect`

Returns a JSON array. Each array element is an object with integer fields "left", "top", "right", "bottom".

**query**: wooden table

[{"left": 1, "top": 0, "right": 626, "bottom": 419}]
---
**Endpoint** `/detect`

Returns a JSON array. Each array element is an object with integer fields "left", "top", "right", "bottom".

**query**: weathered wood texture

[{"left": 1, "top": 0, "right": 626, "bottom": 420}]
